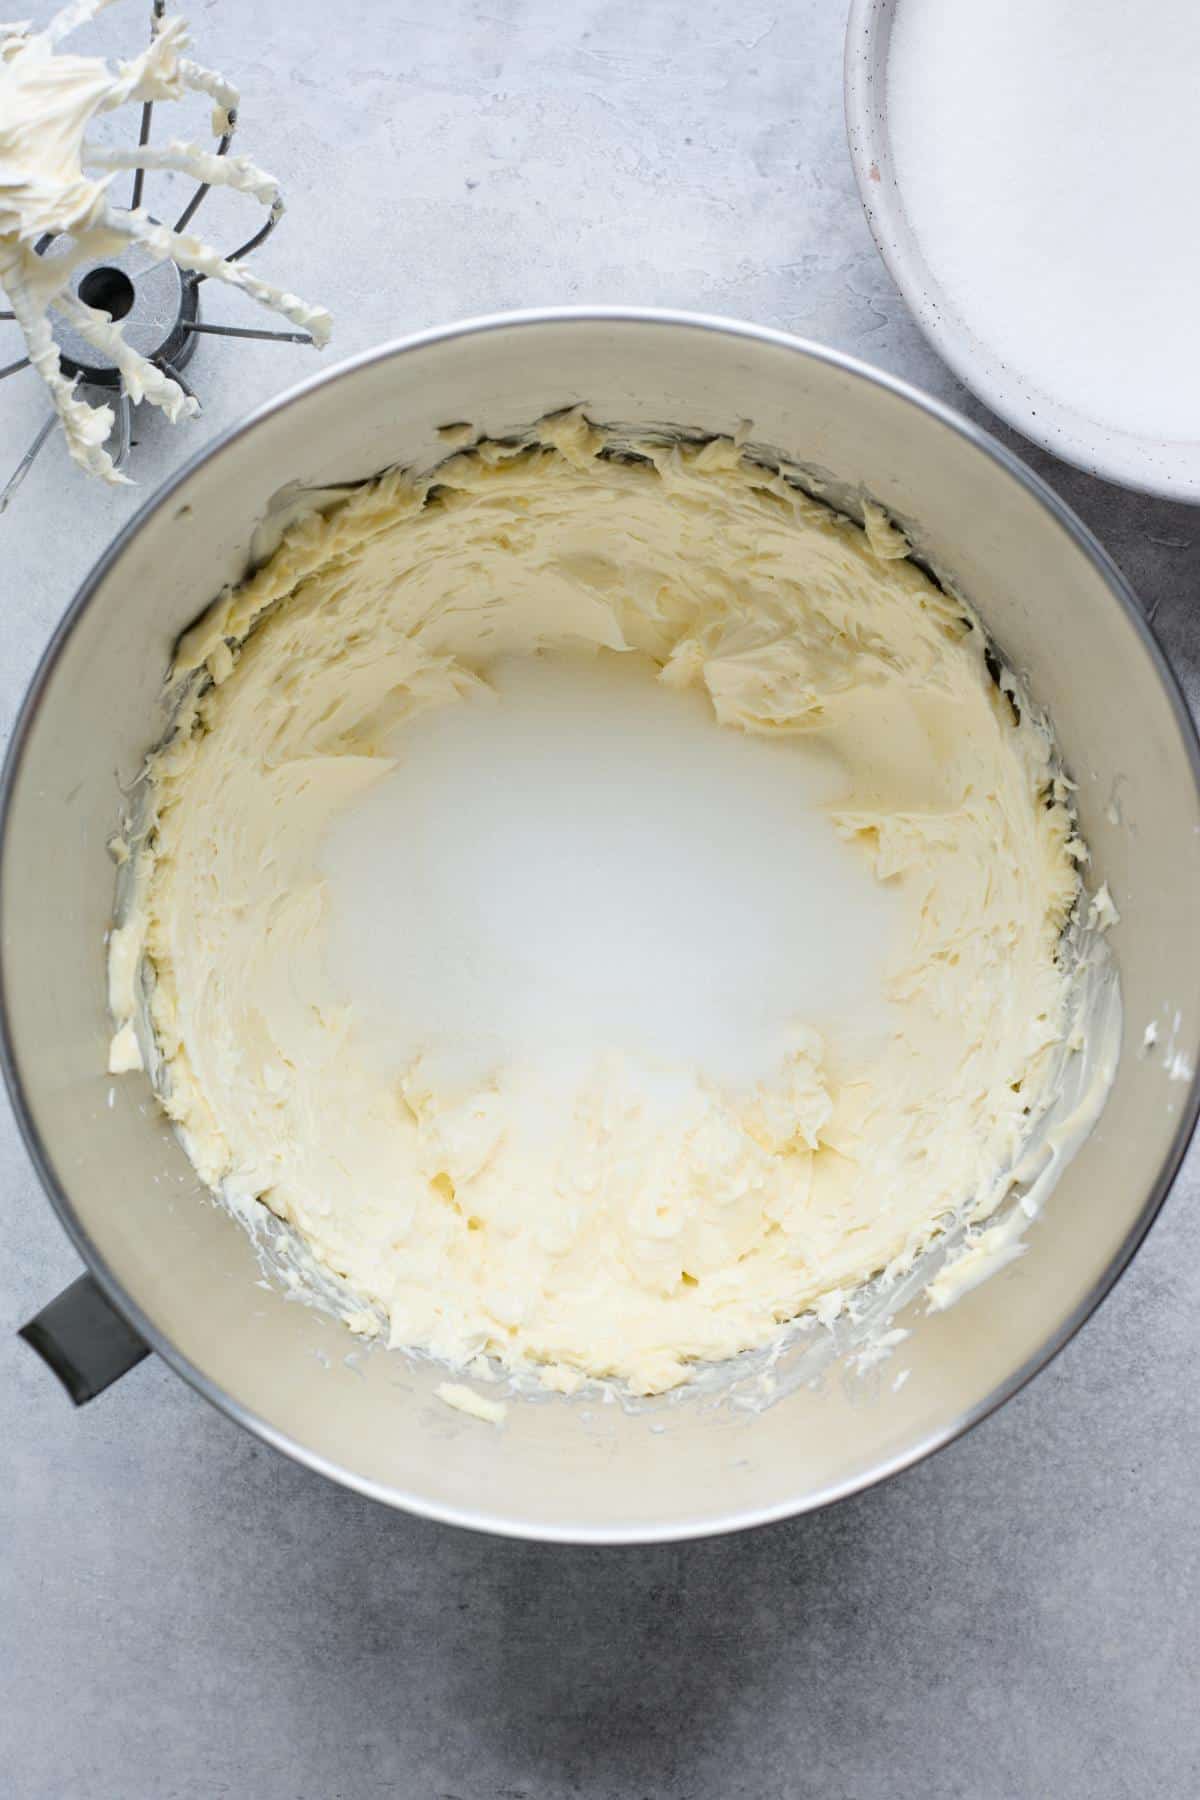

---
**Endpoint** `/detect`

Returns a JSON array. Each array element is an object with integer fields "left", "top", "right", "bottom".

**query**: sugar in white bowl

[{"left": 870, "top": 0, "right": 1200, "bottom": 494}]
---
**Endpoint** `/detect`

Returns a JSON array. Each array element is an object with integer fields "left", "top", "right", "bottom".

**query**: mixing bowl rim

[
  {"left": 3, "top": 304, "right": 1197, "bottom": 1544},
  {"left": 842, "top": 0, "right": 1200, "bottom": 503}
]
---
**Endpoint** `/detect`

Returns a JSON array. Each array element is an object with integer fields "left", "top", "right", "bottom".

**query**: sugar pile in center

[{"left": 322, "top": 649, "right": 900, "bottom": 1100}]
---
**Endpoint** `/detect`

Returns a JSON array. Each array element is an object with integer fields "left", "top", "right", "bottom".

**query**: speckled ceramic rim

[
  {"left": 843, "top": 0, "right": 1200, "bottom": 504},
  {"left": 4, "top": 307, "right": 1200, "bottom": 1544}
]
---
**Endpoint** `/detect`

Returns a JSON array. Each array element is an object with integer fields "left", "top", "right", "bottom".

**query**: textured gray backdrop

[{"left": 3, "top": 3, "right": 1198, "bottom": 1796}]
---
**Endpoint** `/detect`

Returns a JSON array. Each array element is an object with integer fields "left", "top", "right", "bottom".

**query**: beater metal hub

[{"left": 45, "top": 220, "right": 200, "bottom": 389}]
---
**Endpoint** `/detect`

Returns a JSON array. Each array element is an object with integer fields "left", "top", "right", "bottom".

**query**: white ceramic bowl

[{"left": 844, "top": 0, "right": 1200, "bottom": 503}]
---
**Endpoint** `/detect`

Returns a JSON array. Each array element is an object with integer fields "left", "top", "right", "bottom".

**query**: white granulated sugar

[
  {"left": 322, "top": 650, "right": 902, "bottom": 1097},
  {"left": 887, "top": 0, "right": 1200, "bottom": 442}
]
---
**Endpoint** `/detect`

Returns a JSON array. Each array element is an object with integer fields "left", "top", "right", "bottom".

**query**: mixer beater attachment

[{"left": 0, "top": 0, "right": 331, "bottom": 513}]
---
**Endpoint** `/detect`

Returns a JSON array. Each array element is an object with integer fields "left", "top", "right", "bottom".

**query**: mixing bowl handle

[{"left": 19, "top": 1272, "right": 150, "bottom": 1404}]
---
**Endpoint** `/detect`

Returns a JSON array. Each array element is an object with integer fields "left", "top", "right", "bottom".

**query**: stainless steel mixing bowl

[{"left": 6, "top": 309, "right": 1199, "bottom": 1543}]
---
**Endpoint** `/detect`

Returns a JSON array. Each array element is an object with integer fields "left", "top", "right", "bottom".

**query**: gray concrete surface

[{"left": 3, "top": 2, "right": 1199, "bottom": 1796}]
